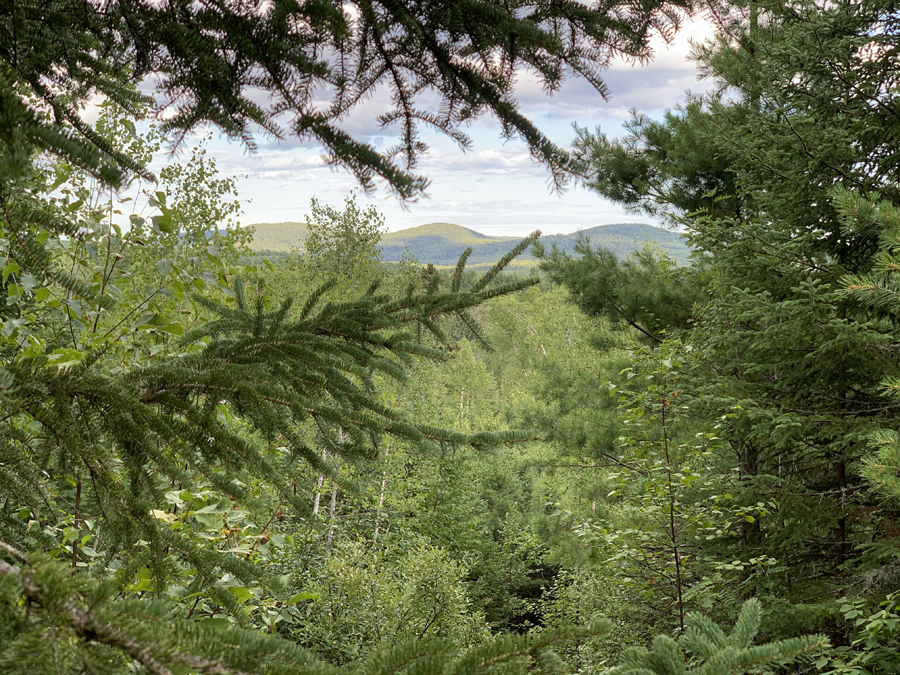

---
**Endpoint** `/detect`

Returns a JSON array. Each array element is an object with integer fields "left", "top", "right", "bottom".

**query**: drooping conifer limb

[
  {"left": 0, "top": 540, "right": 335, "bottom": 675},
  {"left": 0, "top": 0, "right": 691, "bottom": 200}
]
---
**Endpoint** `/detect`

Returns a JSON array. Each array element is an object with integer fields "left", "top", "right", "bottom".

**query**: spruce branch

[{"left": 604, "top": 599, "right": 828, "bottom": 675}]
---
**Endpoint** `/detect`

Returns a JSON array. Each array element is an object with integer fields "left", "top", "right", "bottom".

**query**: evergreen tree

[
  {"left": 0, "top": 222, "right": 543, "bottom": 590},
  {"left": 836, "top": 190, "right": 900, "bottom": 505},
  {"left": 534, "top": 241, "right": 702, "bottom": 344},
  {"left": 545, "top": 0, "right": 900, "bottom": 632}
]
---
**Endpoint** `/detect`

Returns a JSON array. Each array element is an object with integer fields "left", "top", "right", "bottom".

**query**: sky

[{"left": 157, "top": 18, "right": 715, "bottom": 238}]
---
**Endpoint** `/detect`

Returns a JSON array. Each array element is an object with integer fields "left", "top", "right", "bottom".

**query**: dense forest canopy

[{"left": 1, "top": 1, "right": 900, "bottom": 675}]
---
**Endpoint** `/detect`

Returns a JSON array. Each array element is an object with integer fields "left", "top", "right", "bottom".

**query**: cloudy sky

[{"left": 166, "top": 18, "right": 714, "bottom": 238}]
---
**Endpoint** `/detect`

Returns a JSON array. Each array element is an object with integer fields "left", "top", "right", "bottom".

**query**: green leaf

[
  {"left": 194, "top": 499, "right": 231, "bottom": 514},
  {"left": 201, "top": 617, "right": 231, "bottom": 630},
  {"left": 19, "top": 274, "right": 37, "bottom": 294},
  {"left": 132, "top": 312, "right": 169, "bottom": 330},
  {"left": 1, "top": 261, "right": 19, "bottom": 283},
  {"left": 192, "top": 513, "right": 221, "bottom": 530},
  {"left": 228, "top": 586, "right": 253, "bottom": 603},
  {"left": 153, "top": 213, "right": 173, "bottom": 234},
  {"left": 155, "top": 259, "right": 174, "bottom": 277},
  {"left": 47, "top": 348, "right": 85, "bottom": 368}
]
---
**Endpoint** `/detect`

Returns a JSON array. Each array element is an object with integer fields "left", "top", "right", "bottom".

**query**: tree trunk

[
  {"left": 326, "top": 430, "right": 345, "bottom": 553},
  {"left": 373, "top": 470, "right": 388, "bottom": 545},
  {"left": 312, "top": 448, "right": 327, "bottom": 515},
  {"left": 325, "top": 466, "right": 340, "bottom": 553}
]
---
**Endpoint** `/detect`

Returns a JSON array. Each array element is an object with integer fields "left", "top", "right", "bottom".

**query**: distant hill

[
  {"left": 246, "top": 221, "right": 689, "bottom": 265},
  {"left": 542, "top": 223, "right": 689, "bottom": 264},
  {"left": 379, "top": 223, "right": 518, "bottom": 265}
]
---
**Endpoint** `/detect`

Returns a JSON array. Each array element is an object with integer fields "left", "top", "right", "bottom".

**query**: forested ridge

[
  {"left": 1, "top": 1, "right": 899, "bottom": 675},
  {"left": 246, "top": 222, "right": 691, "bottom": 267}
]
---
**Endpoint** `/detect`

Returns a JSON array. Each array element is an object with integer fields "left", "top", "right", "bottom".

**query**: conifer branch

[{"left": 0, "top": 541, "right": 268, "bottom": 675}]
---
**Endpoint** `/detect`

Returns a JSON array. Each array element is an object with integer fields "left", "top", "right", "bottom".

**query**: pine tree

[
  {"left": 534, "top": 239, "right": 702, "bottom": 344},
  {"left": 836, "top": 189, "right": 900, "bottom": 504}
]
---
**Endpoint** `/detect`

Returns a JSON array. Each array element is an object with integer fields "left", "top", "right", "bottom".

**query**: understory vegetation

[{"left": 2, "top": 1, "right": 900, "bottom": 675}]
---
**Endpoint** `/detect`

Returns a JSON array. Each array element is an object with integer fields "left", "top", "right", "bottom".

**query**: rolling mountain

[{"left": 246, "top": 221, "right": 690, "bottom": 266}]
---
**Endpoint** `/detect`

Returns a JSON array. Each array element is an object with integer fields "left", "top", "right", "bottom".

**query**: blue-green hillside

[{"left": 247, "top": 221, "right": 689, "bottom": 265}]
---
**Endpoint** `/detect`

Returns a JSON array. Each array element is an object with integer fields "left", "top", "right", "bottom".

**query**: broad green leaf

[
  {"left": 194, "top": 499, "right": 231, "bottom": 514},
  {"left": 155, "top": 258, "right": 174, "bottom": 277},
  {"left": 153, "top": 213, "right": 173, "bottom": 234},
  {"left": 19, "top": 274, "right": 37, "bottom": 294},
  {"left": 192, "top": 513, "right": 222, "bottom": 530},
  {"left": 159, "top": 322, "right": 184, "bottom": 335},
  {"left": 228, "top": 586, "right": 253, "bottom": 603},
  {"left": 201, "top": 618, "right": 231, "bottom": 630},
  {"left": 47, "top": 348, "right": 85, "bottom": 368},
  {"left": 1, "top": 261, "right": 19, "bottom": 283}
]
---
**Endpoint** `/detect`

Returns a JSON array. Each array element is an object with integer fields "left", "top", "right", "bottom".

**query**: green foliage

[
  {"left": 0, "top": 98, "right": 546, "bottom": 615},
  {"left": 302, "top": 195, "right": 385, "bottom": 283},
  {"left": 284, "top": 543, "right": 491, "bottom": 663},
  {"left": 535, "top": 241, "right": 701, "bottom": 345},
  {"left": 835, "top": 190, "right": 900, "bottom": 504},
  {"left": 470, "top": 508, "right": 551, "bottom": 632},
  {"left": 554, "top": 0, "right": 900, "bottom": 632},
  {"left": 0, "top": 540, "right": 606, "bottom": 675},
  {"left": 10, "top": 0, "right": 897, "bottom": 667},
  {"left": 542, "top": 567, "right": 649, "bottom": 670},
  {"left": 358, "top": 622, "right": 612, "bottom": 675},
  {"left": 548, "top": 345, "right": 743, "bottom": 633},
  {"left": 0, "top": 543, "right": 332, "bottom": 675},
  {"left": 571, "top": 101, "right": 743, "bottom": 224},
  {"left": 605, "top": 599, "right": 828, "bottom": 675},
  {"left": 824, "top": 593, "right": 900, "bottom": 675}
]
